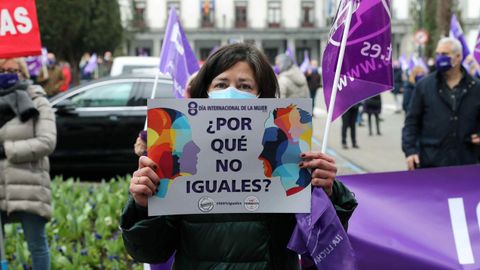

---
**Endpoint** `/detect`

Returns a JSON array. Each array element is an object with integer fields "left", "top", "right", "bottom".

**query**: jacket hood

[{"left": 282, "top": 66, "right": 308, "bottom": 87}]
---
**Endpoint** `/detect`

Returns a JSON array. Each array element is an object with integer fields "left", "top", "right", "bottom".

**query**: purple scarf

[{"left": 289, "top": 187, "right": 357, "bottom": 269}]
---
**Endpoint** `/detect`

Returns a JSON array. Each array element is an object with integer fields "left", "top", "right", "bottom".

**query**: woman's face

[
  {"left": 0, "top": 60, "right": 23, "bottom": 80},
  {"left": 207, "top": 61, "right": 259, "bottom": 96}
]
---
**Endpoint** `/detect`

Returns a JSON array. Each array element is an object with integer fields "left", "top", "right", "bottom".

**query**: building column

[
  {"left": 153, "top": 37, "right": 162, "bottom": 57},
  {"left": 287, "top": 38, "right": 296, "bottom": 55},
  {"left": 255, "top": 39, "right": 263, "bottom": 50}
]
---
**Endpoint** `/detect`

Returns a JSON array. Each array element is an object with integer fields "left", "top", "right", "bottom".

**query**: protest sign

[
  {"left": 147, "top": 98, "right": 312, "bottom": 216},
  {"left": 0, "top": 0, "right": 42, "bottom": 58}
]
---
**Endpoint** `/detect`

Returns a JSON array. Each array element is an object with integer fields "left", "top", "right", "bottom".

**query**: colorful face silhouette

[
  {"left": 148, "top": 108, "right": 200, "bottom": 198},
  {"left": 258, "top": 105, "right": 312, "bottom": 196}
]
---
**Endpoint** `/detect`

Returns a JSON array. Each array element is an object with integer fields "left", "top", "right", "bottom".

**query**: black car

[{"left": 49, "top": 74, "right": 173, "bottom": 179}]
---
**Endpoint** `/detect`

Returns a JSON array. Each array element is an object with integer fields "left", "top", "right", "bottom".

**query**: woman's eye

[
  {"left": 239, "top": 84, "right": 252, "bottom": 90},
  {"left": 213, "top": 83, "right": 227, "bottom": 89}
]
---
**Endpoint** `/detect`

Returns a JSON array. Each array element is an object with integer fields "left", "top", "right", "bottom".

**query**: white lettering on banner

[
  {"left": 0, "top": 7, "right": 33, "bottom": 36},
  {"left": 336, "top": 43, "right": 392, "bottom": 91},
  {"left": 448, "top": 198, "right": 475, "bottom": 265},
  {"left": 14, "top": 7, "right": 33, "bottom": 34},
  {"left": 313, "top": 234, "right": 344, "bottom": 264}
]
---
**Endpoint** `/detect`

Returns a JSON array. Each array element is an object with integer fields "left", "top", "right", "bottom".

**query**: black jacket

[
  {"left": 121, "top": 181, "right": 357, "bottom": 269},
  {"left": 402, "top": 69, "right": 480, "bottom": 168}
]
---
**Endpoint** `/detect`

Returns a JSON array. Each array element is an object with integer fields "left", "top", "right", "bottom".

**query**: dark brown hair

[{"left": 189, "top": 43, "right": 279, "bottom": 98}]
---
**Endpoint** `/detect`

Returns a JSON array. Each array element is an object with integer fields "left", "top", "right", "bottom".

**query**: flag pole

[
  {"left": 321, "top": 0, "right": 355, "bottom": 153},
  {"left": 144, "top": 71, "right": 160, "bottom": 131}
]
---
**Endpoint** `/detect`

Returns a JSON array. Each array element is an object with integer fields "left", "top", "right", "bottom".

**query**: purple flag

[
  {"left": 300, "top": 51, "right": 311, "bottom": 73},
  {"left": 83, "top": 53, "right": 98, "bottom": 74},
  {"left": 159, "top": 8, "right": 199, "bottom": 99},
  {"left": 322, "top": 0, "right": 393, "bottom": 121},
  {"left": 398, "top": 55, "right": 408, "bottom": 71},
  {"left": 340, "top": 165, "right": 480, "bottom": 270},
  {"left": 474, "top": 28, "right": 480, "bottom": 65},
  {"left": 286, "top": 47, "right": 297, "bottom": 64},
  {"left": 450, "top": 14, "right": 470, "bottom": 61},
  {"left": 25, "top": 56, "right": 42, "bottom": 77},
  {"left": 288, "top": 187, "right": 357, "bottom": 269}
]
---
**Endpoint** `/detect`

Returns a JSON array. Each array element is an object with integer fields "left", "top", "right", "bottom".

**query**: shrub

[{"left": 4, "top": 176, "right": 143, "bottom": 270}]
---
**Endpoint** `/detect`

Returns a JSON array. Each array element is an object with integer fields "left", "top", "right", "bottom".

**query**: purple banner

[
  {"left": 159, "top": 8, "right": 199, "bottom": 99},
  {"left": 340, "top": 165, "right": 480, "bottom": 270},
  {"left": 450, "top": 14, "right": 471, "bottom": 61},
  {"left": 322, "top": 0, "right": 393, "bottom": 121},
  {"left": 474, "top": 29, "right": 480, "bottom": 65},
  {"left": 288, "top": 187, "right": 357, "bottom": 269}
]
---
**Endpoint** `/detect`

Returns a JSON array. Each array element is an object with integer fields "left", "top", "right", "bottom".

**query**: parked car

[
  {"left": 49, "top": 74, "right": 173, "bottom": 179},
  {"left": 110, "top": 56, "right": 160, "bottom": 76}
]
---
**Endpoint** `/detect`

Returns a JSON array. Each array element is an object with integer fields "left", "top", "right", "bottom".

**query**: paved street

[{"left": 311, "top": 90, "right": 408, "bottom": 175}]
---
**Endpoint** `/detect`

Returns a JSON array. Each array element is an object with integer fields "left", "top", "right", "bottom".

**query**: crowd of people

[{"left": 1, "top": 36, "right": 480, "bottom": 269}]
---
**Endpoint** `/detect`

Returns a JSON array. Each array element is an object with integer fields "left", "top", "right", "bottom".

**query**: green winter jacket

[{"left": 120, "top": 180, "right": 357, "bottom": 270}]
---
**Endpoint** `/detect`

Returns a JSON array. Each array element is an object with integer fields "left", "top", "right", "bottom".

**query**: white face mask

[{"left": 208, "top": 87, "right": 258, "bottom": 99}]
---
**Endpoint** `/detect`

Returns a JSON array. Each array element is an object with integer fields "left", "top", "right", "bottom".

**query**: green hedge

[{"left": 4, "top": 176, "right": 143, "bottom": 270}]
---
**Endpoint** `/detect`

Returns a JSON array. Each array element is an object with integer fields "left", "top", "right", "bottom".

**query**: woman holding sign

[{"left": 121, "top": 43, "right": 357, "bottom": 269}]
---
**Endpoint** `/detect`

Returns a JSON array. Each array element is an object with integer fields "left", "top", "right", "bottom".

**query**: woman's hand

[
  {"left": 299, "top": 151, "right": 337, "bottom": 196},
  {"left": 129, "top": 156, "right": 160, "bottom": 207},
  {"left": 134, "top": 136, "right": 147, "bottom": 157}
]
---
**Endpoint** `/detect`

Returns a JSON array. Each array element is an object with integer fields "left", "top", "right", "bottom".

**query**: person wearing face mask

[
  {"left": 120, "top": 43, "right": 357, "bottom": 270},
  {"left": 402, "top": 37, "right": 480, "bottom": 170},
  {"left": 0, "top": 58, "right": 56, "bottom": 269},
  {"left": 402, "top": 65, "right": 426, "bottom": 114}
]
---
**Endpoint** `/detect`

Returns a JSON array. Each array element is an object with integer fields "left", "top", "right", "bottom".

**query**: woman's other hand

[
  {"left": 129, "top": 156, "right": 160, "bottom": 207},
  {"left": 299, "top": 151, "right": 337, "bottom": 196}
]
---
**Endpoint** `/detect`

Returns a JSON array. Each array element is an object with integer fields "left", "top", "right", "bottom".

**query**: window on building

[
  {"left": 167, "top": 1, "right": 181, "bottom": 17},
  {"left": 301, "top": 1, "right": 315, "bottom": 27},
  {"left": 132, "top": 0, "right": 147, "bottom": 29},
  {"left": 200, "top": 48, "right": 212, "bottom": 61},
  {"left": 267, "top": 1, "right": 281, "bottom": 28},
  {"left": 201, "top": 0, "right": 215, "bottom": 27},
  {"left": 264, "top": 48, "right": 279, "bottom": 64},
  {"left": 235, "top": 1, "right": 248, "bottom": 28}
]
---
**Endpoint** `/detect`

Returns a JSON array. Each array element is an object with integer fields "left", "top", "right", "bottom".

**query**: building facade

[{"left": 126, "top": 0, "right": 413, "bottom": 64}]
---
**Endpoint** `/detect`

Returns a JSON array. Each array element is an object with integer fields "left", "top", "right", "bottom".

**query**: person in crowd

[
  {"left": 37, "top": 53, "right": 65, "bottom": 97},
  {"left": 59, "top": 61, "right": 71, "bottom": 92},
  {"left": 392, "top": 60, "right": 403, "bottom": 113},
  {"left": 402, "top": 37, "right": 480, "bottom": 170},
  {"left": 275, "top": 53, "right": 310, "bottom": 99},
  {"left": 79, "top": 52, "right": 93, "bottom": 83},
  {"left": 464, "top": 54, "right": 480, "bottom": 79},
  {"left": 121, "top": 43, "right": 357, "bottom": 269},
  {"left": 363, "top": 94, "right": 382, "bottom": 136},
  {"left": 402, "top": 65, "right": 426, "bottom": 113},
  {"left": 98, "top": 51, "right": 113, "bottom": 78},
  {"left": 0, "top": 58, "right": 56, "bottom": 269},
  {"left": 341, "top": 104, "right": 360, "bottom": 149},
  {"left": 305, "top": 60, "right": 322, "bottom": 108}
]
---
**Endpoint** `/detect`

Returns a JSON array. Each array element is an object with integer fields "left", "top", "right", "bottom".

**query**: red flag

[{"left": 0, "top": 0, "right": 42, "bottom": 58}]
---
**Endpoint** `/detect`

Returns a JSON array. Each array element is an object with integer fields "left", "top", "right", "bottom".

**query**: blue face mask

[
  {"left": 415, "top": 74, "right": 425, "bottom": 82},
  {"left": 0, "top": 73, "right": 19, "bottom": 89},
  {"left": 435, "top": 55, "right": 453, "bottom": 72},
  {"left": 208, "top": 87, "right": 258, "bottom": 99}
]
